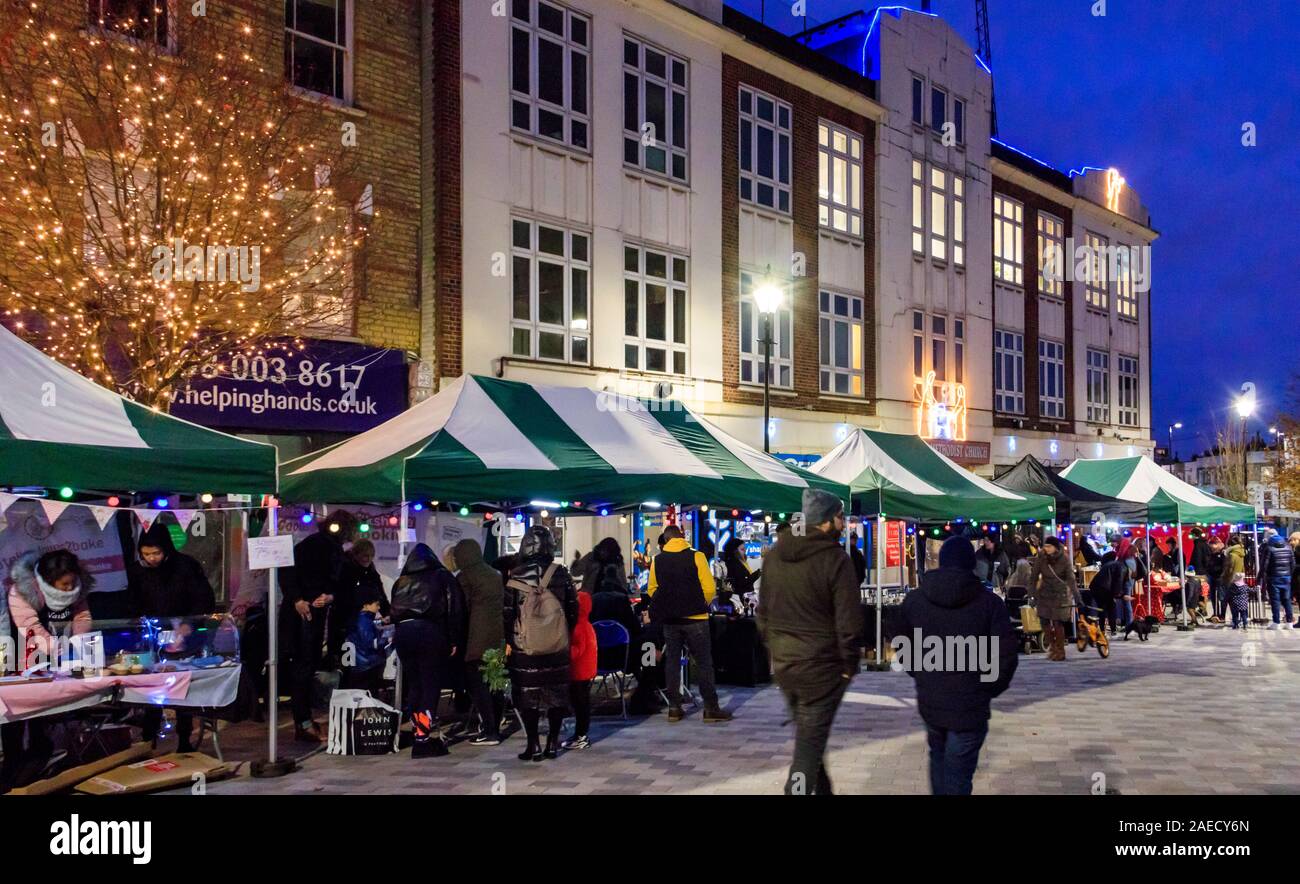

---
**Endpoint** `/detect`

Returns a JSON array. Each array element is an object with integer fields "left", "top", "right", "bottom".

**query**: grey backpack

[{"left": 508, "top": 564, "right": 569, "bottom": 656}]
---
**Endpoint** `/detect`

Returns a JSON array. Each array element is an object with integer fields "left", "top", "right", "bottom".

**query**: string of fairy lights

[{"left": 0, "top": 4, "right": 361, "bottom": 406}]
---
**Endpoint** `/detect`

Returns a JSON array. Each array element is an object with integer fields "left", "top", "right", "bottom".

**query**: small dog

[{"left": 1124, "top": 616, "right": 1158, "bottom": 641}]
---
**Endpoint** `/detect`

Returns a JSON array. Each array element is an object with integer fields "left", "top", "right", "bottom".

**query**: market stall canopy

[
  {"left": 1060, "top": 456, "right": 1255, "bottom": 525},
  {"left": 279, "top": 374, "right": 847, "bottom": 511},
  {"left": 809, "top": 429, "right": 1056, "bottom": 523},
  {"left": 995, "top": 455, "right": 1148, "bottom": 525},
  {"left": 0, "top": 325, "right": 278, "bottom": 495}
]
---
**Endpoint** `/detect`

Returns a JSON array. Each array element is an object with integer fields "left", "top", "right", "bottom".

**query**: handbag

[{"left": 1019, "top": 605, "right": 1043, "bottom": 633}]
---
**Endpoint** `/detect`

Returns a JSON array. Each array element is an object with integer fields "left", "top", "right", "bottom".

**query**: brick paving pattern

[{"left": 200, "top": 625, "right": 1300, "bottom": 795}]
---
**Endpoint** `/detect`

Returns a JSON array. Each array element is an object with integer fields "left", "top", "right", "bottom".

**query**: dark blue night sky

[{"left": 731, "top": 0, "right": 1300, "bottom": 457}]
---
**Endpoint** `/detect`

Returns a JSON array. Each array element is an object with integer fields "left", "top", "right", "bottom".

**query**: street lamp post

[
  {"left": 1168, "top": 421, "right": 1182, "bottom": 463},
  {"left": 1236, "top": 390, "right": 1256, "bottom": 504},
  {"left": 753, "top": 268, "right": 784, "bottom": 454}
]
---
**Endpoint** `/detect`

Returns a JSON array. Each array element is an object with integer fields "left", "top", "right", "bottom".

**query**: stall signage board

[
  {"left": 247, "top": 534, "right": 295, "bottom": 570},
  {"left": 885, "top": 521, "right": 903, "bottom": 568},
  {"left": 171, "top": 337, "right": 408, "bottom": 433},
  {"left": 927, "top": 439, "right": 992, "bottom": 466}
]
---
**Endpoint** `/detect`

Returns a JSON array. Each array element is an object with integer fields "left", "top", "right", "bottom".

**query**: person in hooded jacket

[
  {"left": 390, "top": 543, "right": 467, "bottom": 758},
  {"left": 281, "top": 510, "right": 356, "bottom": 743},
  {"left": 449, "top": 538, "right": 505, "bottom": 746},
  {"left": 564, "top": 591, "right": 597, "bottom": 750},
  {"left": 1258, "top": 529, "right": 1294, "bottom": 628},
  {"left": 2, "top": 550, "right": 93, "bottom": 792},
  {"left": 1089, "top": 551, "right": 1125, "bottom": 635},
  {"left": 898, "top": 535, "right": 1017, "bottom": 796},
  {"left": 127, "top": 524, "right": 216, "bottom": 750},
  {"left": 757, "top": 488, "right": 863, "bottom": 796},
  {"left": 505, "top": 526, "right": 578, "bottom": 761}
]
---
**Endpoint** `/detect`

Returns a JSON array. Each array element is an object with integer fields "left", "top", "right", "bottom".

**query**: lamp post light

[
  {"left": 1236, "top": 386, "right": 1256, "bottom": 504},
  {"left": 753, "top": 267, "right": 784, "bottom": 453},
  {"left": 1270, "top": 426, "right": 1286, "bottom": 514},
  {"left": 1167, "top": 421, "right": 1182, "bottom": 463}
]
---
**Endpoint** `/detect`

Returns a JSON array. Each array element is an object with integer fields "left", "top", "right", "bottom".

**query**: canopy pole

[
  {"left": 1144, "top": 525, "right": 1152, "bottom": 615},
  {"left": 913, "top": 523, "right": 922, "bottom": 589},
  {"left": 875, "top": 514, "right": 884, "bottom": 666},
  {"left": 1251, "top": 520, "right": 1261, "bottom": 623},
  {"left": 251, "top": 500, "right": 294, "bottom": 777},
  {"left": 1176, "top": 519, "right": 1190, "bottom": 630}
]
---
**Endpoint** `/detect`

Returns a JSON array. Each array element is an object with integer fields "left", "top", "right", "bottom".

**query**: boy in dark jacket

[
  {"left": 757, "top": 488, "right": 863, "bottom": 795},
  {"left": 128, "top": 524, "right": 216, "bottom": 751},
  {"left": 897, "top": 535, "right": 1018, "bottom": 796},
  {"left": 341, "top": 584, "right": 389, "bottom": 694}
]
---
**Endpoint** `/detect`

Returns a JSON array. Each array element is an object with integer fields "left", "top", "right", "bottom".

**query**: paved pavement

[{"left": 200, "top": 623, "right": 1300, "bottom": 796}]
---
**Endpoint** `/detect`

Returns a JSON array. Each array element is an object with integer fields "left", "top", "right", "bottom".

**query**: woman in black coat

[
  {"left": 390, "top": 544, "right": 466, "bottom": 759},
  {"left": 505, "top": 526, "right": 578, "bottom": 761},
  {"left": 722, "top": 537, "right": 759, "bottom": 597}
]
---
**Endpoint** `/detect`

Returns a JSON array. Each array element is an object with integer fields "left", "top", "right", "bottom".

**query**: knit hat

[
  {"left": 356, "top": 583, "right": 386, "bottom": 608},
  {"left": 801, "top": 488, "right": 844, "bottom": 527},
  {"left": 939, "top": 535, "right": 977, "bottom": 571}
]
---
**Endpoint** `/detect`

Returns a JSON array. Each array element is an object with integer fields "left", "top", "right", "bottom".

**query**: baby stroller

[{"left": 1005, "top": 586, "right": 1046, "bottom": 654}]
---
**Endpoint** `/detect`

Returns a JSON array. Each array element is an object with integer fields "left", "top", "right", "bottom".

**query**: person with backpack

[
  {"left": 505, "top": 526, "right": 579, "bottom": 761},
  {"left": 647, "top": 525, "right": 733, "bottom": 724},
  {"left": 450, "top": 538, "right": 506, "bottom": 747},
  {"left": 390, "top": 544, "right": 467, "bottom": 759}
]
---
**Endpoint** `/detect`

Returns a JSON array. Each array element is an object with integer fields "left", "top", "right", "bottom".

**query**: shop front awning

[
  {"left": 280, "top": 374, "right": 848, "bottom": 511},
  {"left": 809, "top": 428, "right": 1056, "bottom": 523}
]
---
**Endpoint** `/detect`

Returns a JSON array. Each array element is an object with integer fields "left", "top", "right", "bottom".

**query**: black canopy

[{"left": 995, "top": 455, "right": 1149, "bottom": 525}]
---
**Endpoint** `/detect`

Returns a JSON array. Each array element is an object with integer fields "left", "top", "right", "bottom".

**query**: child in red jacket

[{"left": 564, "top": 591, "right": 597, "bottom": 750}]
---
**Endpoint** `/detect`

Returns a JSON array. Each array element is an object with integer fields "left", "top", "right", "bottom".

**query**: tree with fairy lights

[{"left": 0, "top": 1, "right": 369, "bottom": 409}]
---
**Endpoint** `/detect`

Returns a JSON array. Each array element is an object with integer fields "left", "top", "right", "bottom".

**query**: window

[
  {"left": 739, "top": 86, "right": 791, "bottom": 213},
  {"left": 1116, "top": 247, "right": 1137, "bottom": 320},
  {"left": 952, "top": 98, "right": 965, "bottom": 145},
  {"left": 510, "top": 218, "right": 590, "bottom": 364},
  {"left": 818, "top": 122, "right": 863, "bottom": 237},
  {"left": 819, "top": 291, "right": 864, "bottom": 396},
  {"left": 911, "top": 160, "right": 925, "bottom": 254},
  {"left": 929, "top": 168, "right": 947, "bottom": 262},
  {"left": 1117, "top": 355, "right": 1139, "bottom": 426},
  {"left": 511, "top": 0, "right": 590, "bottom": 150},
  {"left": 90, "top": 0, "right": 171, "bottom": 47},
  {"left": 931, "top": 315, "right": 947, "bottom": 381},
  {"left": 285, "top": 0, "right": 351, "bottom": 102},
  {"left": 1086, "top": 348, "right": 1110, "bottom": 423},
  {"left": 930, "top": 86, "right": 946, "bottom": 134},
  {"left": 739, "top": 271, "right": 792, "bottom": 388},
  {"left": 952, "top": 176, "right": 965, "bottom": 266},
  {"left": 1084, "top": 231, "right": 1109, "bottom": 311},
  {"left": 1039, "top": 339, "right": 1065, "bottom": 419},
  {"left": 993, "top": 194, "right": 1024, "bottom": 285},
  {"left": 623, "top": 36, "right": 688, "bottom": 182},
  {"left": 954, "top": 318, "right": 964, "bottom": 384},
  {"left": 994, "top": 329, "right": 1025, "bottom": 415},
  {"left": 911, "top": 76, "right": 924, "bottom": 125},
  {"left": 82, "top": 155, "right": 156, "bottom": 270},
  {"left": 624, "top": 245, "right": 688, "bottom": 375},
  {"left": 912, "top": 311, "right": 924, "bottom": 377},
  {"left": 1037, "top": 212, "right": 1065, "bottom": 298}
]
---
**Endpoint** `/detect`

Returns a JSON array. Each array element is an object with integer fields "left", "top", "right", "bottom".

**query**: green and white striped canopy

[
  {"left": 280, "top": 374, "right": 847, "bottom": 510},
  {"left": 0, "top": 324, "right": 278, "bottom": 495},
  {"left": 810, "top": 428, "right": 1057, "bottom": 523},
  {"left": 1060, "top": 456, "right": 1256, "bottom": 524}
]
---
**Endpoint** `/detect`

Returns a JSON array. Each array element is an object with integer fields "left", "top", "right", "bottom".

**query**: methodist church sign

[{"left": 171, "top": 338, "right": 408, "bottom": 434}]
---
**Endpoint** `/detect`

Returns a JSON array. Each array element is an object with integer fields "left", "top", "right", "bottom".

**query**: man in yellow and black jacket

[{"left": 647, "top": 525, "right": 733, "bottom": 723}]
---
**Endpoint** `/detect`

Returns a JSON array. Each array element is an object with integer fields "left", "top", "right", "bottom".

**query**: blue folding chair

[{"left": 592, "top": 620, "right": 631, "bottom": 719}]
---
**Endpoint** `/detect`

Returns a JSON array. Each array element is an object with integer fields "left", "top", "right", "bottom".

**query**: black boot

[{"left": 518, "top": 743, "right": 543, "bottom": 762}]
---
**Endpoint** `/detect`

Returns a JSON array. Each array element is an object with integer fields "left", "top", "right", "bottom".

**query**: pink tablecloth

[{"left": 0, "top": 671, "right": 193, "bottom": 722}]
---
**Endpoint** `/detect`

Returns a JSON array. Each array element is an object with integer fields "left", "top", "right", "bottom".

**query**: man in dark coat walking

[
  {"left": 897, "top": 535, "right": 1017, "bottom": 795},
  {"left": 757, "top": 488, "right": 863, "bottom": 795},
  {"left": 128, "top": 523, "right": 216, "bottom": 751},
  {"left": 451, "top": 538, "right": 505, "bottom": 745}
]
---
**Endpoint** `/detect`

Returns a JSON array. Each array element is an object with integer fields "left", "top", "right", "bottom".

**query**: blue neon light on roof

[
  {"left": 974, "top": 54, "right": 992, "bottom": 75},
  {"left": 860, "top": 5, "right": 939, "bottom": 80},
  {"left": 1067, "top": 165, "right": 1108, "bottom": 178},
  {"left": 990, "top": 137, "right": 1061, "bottom": 172}
]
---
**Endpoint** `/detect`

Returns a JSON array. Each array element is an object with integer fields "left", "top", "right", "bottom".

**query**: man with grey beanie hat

[{"left": 757, "top": 487, "right": 862, "bottom": 794}]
